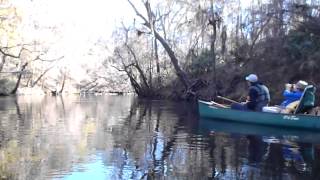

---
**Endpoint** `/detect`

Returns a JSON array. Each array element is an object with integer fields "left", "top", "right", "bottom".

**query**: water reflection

[
  {"left": 0, "top": 95, "right": 319, "bottom": 179},
  {"left": 199, "top": 118, "right": 320, "bottom": 179}
]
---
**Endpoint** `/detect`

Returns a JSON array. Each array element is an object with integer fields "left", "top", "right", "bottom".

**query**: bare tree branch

[
  {"left": 33, "top": 55, "right": 64, "bottom": 62},
  {"left": 31, "top": 65, "right": 55, "bottom": 87},
  {"left": 110, "top": 63, "right": 135, "bottom": 72},
  {"left": 0, "top": 46, "right": 23, "bottom": 58},
  {"left": 127, "top": 0, "right": 149, "bottom": 25}
]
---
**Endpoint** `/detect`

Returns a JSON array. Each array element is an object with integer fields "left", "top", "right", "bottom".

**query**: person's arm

[
  {"left": 248, "top": 88, "right": 258, "bottom": 102},
  {"left": 247, "top": 87, "right": 258, "bottom": 109},
  {"left": 283, "top": 90, "right": 302, "bottom": 99}
]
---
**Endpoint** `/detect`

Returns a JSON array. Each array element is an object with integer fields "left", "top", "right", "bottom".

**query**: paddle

[
  {"left": 209, "top": 101, "right": 229, "bottom": 108},
  {"left": 216, "top": 96, "right": 239, "bottom": 104}
]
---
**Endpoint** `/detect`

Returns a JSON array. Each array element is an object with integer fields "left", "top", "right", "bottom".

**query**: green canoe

[{"left": 198, "top": 100, "right": 320, "bottom": 130}]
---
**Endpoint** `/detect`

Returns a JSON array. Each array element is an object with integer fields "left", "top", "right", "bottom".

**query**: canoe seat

[
  {"left": 262, "top": 106, "right": 282, "bottom": 113},
  {"left": 294, "top": 85, "right": 316, "bottom": 114}
]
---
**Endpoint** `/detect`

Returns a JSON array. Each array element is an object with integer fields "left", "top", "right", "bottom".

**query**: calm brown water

[{"left": 0, "top": 95, "right": 320, "bottom": 180}]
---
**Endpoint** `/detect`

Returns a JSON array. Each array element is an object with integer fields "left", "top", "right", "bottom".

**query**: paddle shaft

[
  {"left": 210, "top": 101, "right": 228, "bottom": 108},
  {"left": 217, "top": 96, "right": 239, "bottom": 104}
]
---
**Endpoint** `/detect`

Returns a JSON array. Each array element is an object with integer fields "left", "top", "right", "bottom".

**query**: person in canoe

[
  {"left": 281, "top": 80, "right": 308, "bottom": 107},
  {"left": 231, "top": 74, "right": 270, "bottom": 111},
  {"left": 263, "top": 80, "right": 309, "bottom": 113}
]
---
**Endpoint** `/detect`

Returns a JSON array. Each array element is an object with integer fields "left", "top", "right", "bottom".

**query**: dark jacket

[{"left": 247, "top": 82, "right": 270, "bottom": 111}]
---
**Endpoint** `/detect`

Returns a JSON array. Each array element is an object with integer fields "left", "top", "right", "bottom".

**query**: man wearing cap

[
  {"left": 231, "top": 74, "right": 270, "bottom": 111},
  {"left": 262, "top": 80, "right": 309, "bottom": 113},
  {"left": 280, "top": 80, "right": 308, "bottom": 107}
]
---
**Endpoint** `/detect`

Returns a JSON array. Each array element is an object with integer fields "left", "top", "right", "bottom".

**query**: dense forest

[
  {"left": 0, "top": 0, "right": 319, "bottom": 104},
  {"left": 110, "top": 0, "right": 320, "bottom": 104}
]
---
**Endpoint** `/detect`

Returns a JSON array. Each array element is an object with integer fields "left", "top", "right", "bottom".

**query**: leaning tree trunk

[
  {"left": 153, "top": 30, "right": 191, "bottom": 89},
  {"left": 126, "top": 69, "right": 142, "bottom": 95},
  {"left": 128, "top": 0, "right": 191, "bottom": 90},
  {"left": 126, "top": 45, "right": 150, "bottom": 90},
  {"left": 153, "top": 27, "right": 208, "bottom": 99},
  {"left": 127, "top": 0, "right": 209, "bottom": 100},
  {"left": 31, "top": 66, "right": 54, "bottom": 87},
  {"left": 11, "top": 62, "right": 28, "bottom": 94}
]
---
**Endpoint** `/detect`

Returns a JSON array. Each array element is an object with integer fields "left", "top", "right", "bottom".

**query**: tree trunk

[
  {"left": 153, "top": 30, "right": 191, "bottom": 89},
  {"left": 128, "top": 0, "right": 191, "bottom": 89},
  {"left": 126, "top": 69, "right": 142, "bottom": 95},
  {"left": 149, "top": 40, "right": 152, "bottom": 90},
  {"left": 235, "top": 0, "right": 241, "bottom": 48},
  {"left": 10, "top": 62, "right": 28, "bottom": 94},
  {"left": 0, "top": 55, "right": 6, "bottom": 72},
  {"left": 154, "top": 38, "right": 161, "bottom": 85},
  {"left": 277, "top": 0, "right": 285, "bottom": 37},
  {"left": 126, "top": 45, "right": 150, "bottom": 90},
  {"left": 210, "top": 0, "right": 217, "bottom": 97},
  {"left": 59, "top": 73, "right": 66, "bottom": 94},
  {"left": 114, "top": 48, "right": 146, "bottom": 96},
  {"left": 221, "top": 25, "right": 227, "bottom": 59}
]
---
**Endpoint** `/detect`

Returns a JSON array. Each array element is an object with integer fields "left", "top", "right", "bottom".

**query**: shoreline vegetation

[{"left": 0, "top": 1, "right": 319, "bottom": 106}]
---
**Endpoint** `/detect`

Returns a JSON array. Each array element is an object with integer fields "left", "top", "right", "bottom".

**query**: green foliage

[
  {"left": 0, "top": 0, "right": 22, "bottom": 45},
  {"left": 0, "top": 78, "right": 15, "bottom": 95},
  {"left": 187, "top": 50, "right": 214, "bottom": 76},
  {"left": 285, "top": 30, "right": 320, "bottom": 60}
]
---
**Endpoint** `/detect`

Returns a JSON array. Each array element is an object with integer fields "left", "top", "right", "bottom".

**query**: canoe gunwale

[{"left": 200, "top": 100, "right": 319, "bottom": 118}]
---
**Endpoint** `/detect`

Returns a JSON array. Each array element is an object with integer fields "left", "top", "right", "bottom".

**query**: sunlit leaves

[{"left": 0, "top": 0, "right": 22, "bottom": 46}]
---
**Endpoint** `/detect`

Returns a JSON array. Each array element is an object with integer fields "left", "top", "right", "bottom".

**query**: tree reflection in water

[{"left": 0, "top": 95, "right": 320, "bottom": 179}]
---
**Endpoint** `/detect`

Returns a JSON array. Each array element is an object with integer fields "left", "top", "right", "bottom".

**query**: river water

[{"left": 0, "top": 95, "right": 319, "bottom": 180}]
